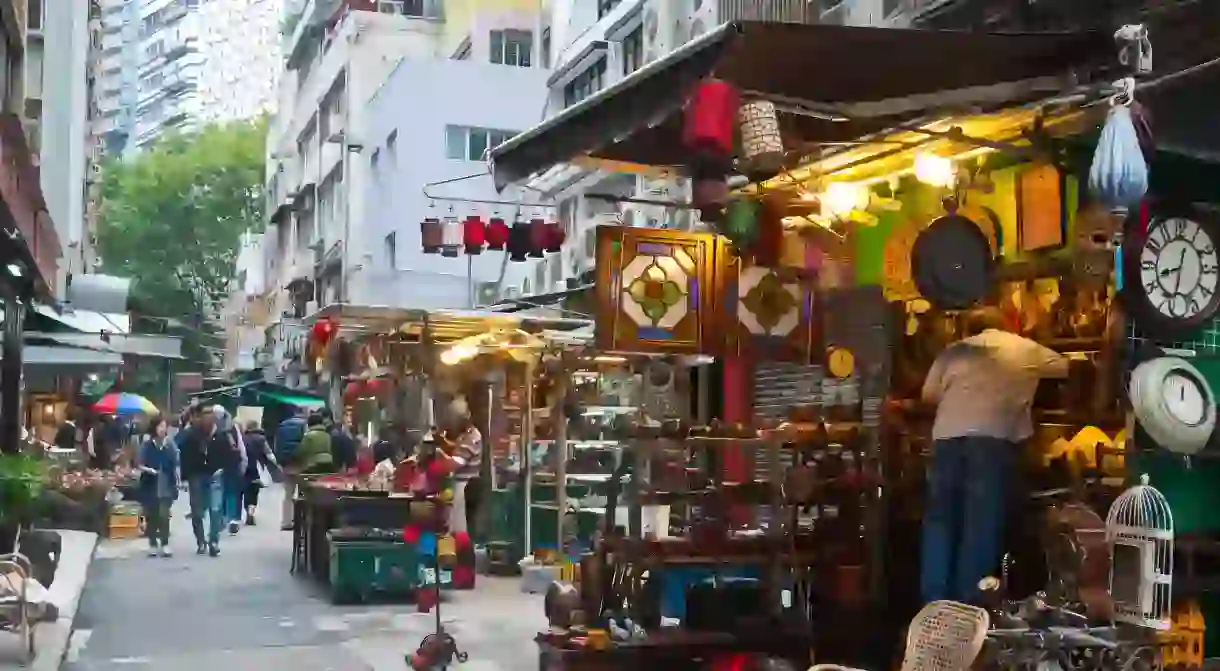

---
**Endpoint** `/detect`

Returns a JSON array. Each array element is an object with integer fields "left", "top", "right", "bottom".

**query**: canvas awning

[
  {"left": 490, "top": 21, "right": 1115, "bottom": 189},
  {"left": 253, "top": 389, "right": 326, "bottom": 410},
  {"left": 20, "top": 345, "right": 123, "bottom": 371}
]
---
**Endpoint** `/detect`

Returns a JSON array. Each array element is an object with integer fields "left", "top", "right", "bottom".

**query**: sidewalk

[{"left": 0, "top": 530, "right": 99, "bottom": 670}]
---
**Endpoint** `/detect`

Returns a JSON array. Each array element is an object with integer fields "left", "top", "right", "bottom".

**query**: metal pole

[
  {"left": 522, "top": 358, "right": 534, "bottom": 556},
  {"left": 0, "top": 287, "right": 23, "bottom": 454},
  {"left": 553, "top": 361, "right": 567, "bottom": 555},
  {"left": 467, "top": 254, "right": 474, "bottom": 308}
]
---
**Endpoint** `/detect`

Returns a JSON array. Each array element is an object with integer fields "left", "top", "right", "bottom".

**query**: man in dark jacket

[
  {"left": 275, "top": 408, "right": 308, "bottom": 531},
  {"left": 329, "top": 421, "right": 357, "bottom": 472},
  {"left": 178, "top": 409, "right": 229, "bottom": 556}
]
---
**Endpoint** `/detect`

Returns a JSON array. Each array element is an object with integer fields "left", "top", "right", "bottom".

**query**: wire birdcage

[{"left": 1106, "top": 473, "right": 1174, "bottom": 630}]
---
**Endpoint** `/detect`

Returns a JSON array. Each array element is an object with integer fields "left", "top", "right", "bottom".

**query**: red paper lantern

[
  {"left": 544, "top": 221, "right": 565, "bottom": 253},
  {"left": 452, "top": 565, "right": 476, "bottom": 590},
  {"left": 462, "top": 215, "right": 486, "bottom": 255},
  {"left": 420, "top": 218, "right": 442, "bottom": 254},
  {"left": 310, "top": 318, "right": 336, "bottom": 346},
  {"left": 402, "top": 524, "right": 422, "bottom": 544},
  {"left": 528, "top": 218, "right": 546, "bottom": 258},
  {"left": 365, "top": 377, "right": 388, "bottom": 396},
  {"left": 486, "top": 218, "right": 509, "bottom": 250},
  {"left": 426, "top": 457, "right": 450, "bottom": 479},
  {"left": 683, "top": 79, "right": 739, "bottom": 159},
  {"left": 343, "top": 381, "right": 364, "bottom": 402},
  {"left": 508, "top": 220, "right": 530, "bottom": 262}
]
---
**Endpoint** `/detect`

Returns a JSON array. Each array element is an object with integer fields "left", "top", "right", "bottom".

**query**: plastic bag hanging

[{"left": 1088, "top": 79, "right": 1148, "bottom": 210}]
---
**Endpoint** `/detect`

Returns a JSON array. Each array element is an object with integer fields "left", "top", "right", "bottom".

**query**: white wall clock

[
  {"left": 1123, "top": 207, "right": 1220, "bottom": 338},
  {"left": 1129, "top": 357, "right": 1216, "bottom": 455}
]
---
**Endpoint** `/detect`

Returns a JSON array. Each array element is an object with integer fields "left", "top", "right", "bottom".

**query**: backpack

[{"left": 274, "top": 417, "right": 306, "bottom": 462}]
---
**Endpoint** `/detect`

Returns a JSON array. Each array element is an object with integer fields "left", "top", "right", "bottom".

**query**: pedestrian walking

[
  {"left": 136, "top": 415, "right": 179, "bottom": 557},
  {"left": 274, "top": 407, "right": 308, "bottom": 531},
  {"left": 178, "top": 407, "right": 230, "bottom": 557},
  {"left": 210, "top": 406, "right": 249, "bottom": 536},
  {"left": 241, "top": 420, "right": 279, "bottom": 526}
]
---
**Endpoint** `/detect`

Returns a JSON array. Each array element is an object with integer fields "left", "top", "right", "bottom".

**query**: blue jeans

[
  {"left": 920, "top": 436, "right": 1016, "bottom": 604},
  {"left": 222, "top": 472, "right": 243, "bottom": 524},
  {"left": 187, "top": 473, "right": 223, "bottom": 546}
]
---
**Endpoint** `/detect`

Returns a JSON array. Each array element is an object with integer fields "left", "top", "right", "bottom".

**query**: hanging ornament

[
  {"left": 683, "top": 78, "right": 739, "bottom": 173},
  {"left": 310, "top": 317, "right": 337, "bottom": 347},
  {"left": 441, "top": 215, "right": 462, "bottom": 257},
  {"left": 723, "top": 199, "right": 760, "bottom": 251},
  {"left": 343, "top": 381, "right": 365, "bottom": 402},
  {"left": 544, "top": 221, "right": 565, "bottom": 253},
  {"left": 486, "top": 217, "right": 509, "bottom": 250},
  {"left": 1088, "top": 78, "right": 1148, "bottom": 210},
  {"left": 463, "top": 215, "right": 486, "bottom": 255},
  {"left": 421, "top": 217, "right": 441, "bottom": 254},
  {"left": 508, "top": 219, "right": 530, "bottom": 262},
  {"left": 528, "top": 218, "right": 546, "bottom": 258},
  {"left": 738, "top": 100, "right": 785, "bottom": 178}
]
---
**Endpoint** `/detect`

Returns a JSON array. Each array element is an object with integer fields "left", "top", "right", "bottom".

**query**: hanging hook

[{"left": 1108, "top": 77, "right": 1135, "bottom": 108}]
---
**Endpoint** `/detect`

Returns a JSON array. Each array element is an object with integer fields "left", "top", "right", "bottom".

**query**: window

[
  {"left": 563, "top": 59, "right": 606, "bottom": 108},
  {"left": 622, "top": 26, "right": 643, "bottom": 76},
  {"left": 27, "top": 0, "right": 43, "bottom": 31},
  {"left": 598, "top": 0, "right": 622, "bottom": 18},
  {"left": 541, "top": 27, "right": 550, "bottom": 69},
  {"left": 446, "top": 126, "right": 520, "bottom": 161},
  {"left": 370, "top": 147, "right": 380, "bottom": 173},
  {"left": 145, "top": 41, "right": 165, "bottom": 61},
  {"left": 490, "top": 29, "right": 531, "bottom": 67},
  {"left": 384, "top": 232, "right": 397, "bottom": 270}
]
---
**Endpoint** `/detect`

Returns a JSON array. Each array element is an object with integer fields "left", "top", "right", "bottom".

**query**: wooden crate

[{"left": 108, "top": 513, "right": 142, "bottom": 540}]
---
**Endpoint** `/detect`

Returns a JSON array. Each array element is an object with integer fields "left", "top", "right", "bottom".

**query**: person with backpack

[
  {"left": 241, "top": 420, "right": 278, "bottom": 526},
  {"left": 210, "top": 406, "right": 248, "bottom": 536},
  {"left": 274, "top": 407, "right": 308, "bottom": 531}
]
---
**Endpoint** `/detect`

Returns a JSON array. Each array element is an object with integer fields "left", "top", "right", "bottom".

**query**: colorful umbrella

[{"left": 93, "top": 393, "right": 158, "bottom": 415}]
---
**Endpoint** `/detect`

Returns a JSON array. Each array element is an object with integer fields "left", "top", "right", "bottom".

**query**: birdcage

[{"left": 1106, "top": 473, "right": 1174, "bottom": 630}]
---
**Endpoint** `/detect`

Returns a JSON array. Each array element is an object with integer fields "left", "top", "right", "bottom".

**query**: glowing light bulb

[
  {"left": 822, "top": 182, "right": 868, "bottom": 217},
  {"left": 914, "top": 153, "right": 955, "bottom": 188}
]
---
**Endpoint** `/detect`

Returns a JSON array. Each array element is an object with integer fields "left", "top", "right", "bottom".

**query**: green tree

[{"left": 96, "top": 119, "right": 267, "bottom": 404}]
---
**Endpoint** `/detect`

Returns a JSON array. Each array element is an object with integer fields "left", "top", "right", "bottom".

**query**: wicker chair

[{"left": 810, "top": 601, "right": 990, "bottom": 671}]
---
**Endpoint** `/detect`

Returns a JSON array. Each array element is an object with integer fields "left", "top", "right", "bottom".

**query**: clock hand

[{"left": 1173, "top": 248, "right": 1189, "bottom": 294}]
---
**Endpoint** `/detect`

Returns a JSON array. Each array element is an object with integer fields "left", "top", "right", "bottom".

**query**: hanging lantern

[
  {"left": 684, "top": 78, "right": 738, "bottom": 181},
  {"left": 544, "top": 221, "right": 565, "bottom": 253},
  {"left": 738, "top": 100, "right": 784, "bottom": 176},
  {"left": 310, "top": 317, "right": 337, "bottom": 347},
  {"left": 528, "top": 218, "right": 546, "bottom": 258},
  {"left": 508, "top": 220, "right": 530, "bottom": 262},
  {"left": 463, "top": 215, "right": 486, "bottom": 255},
  {"left": 421, "top": 217, "right": 442, "bottom": 254},
  {"left": 486, "top": 217, "right": 509, "bottom": 250},
  {"left": 365, "top": 377, "right": 388, "bottom": 397},
  {"left": 723, "top": 199, "right": 761, "bottom": 251},
  {"left": 343, "top": 381, "right": 365, "bottom": 402},
  {"left": 441, "top": 216, "right": 462, "bottom": 257}
]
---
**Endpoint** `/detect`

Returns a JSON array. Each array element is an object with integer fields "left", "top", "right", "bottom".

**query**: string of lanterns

[{"left": 420, "top": 213, "right": 566, "bottom": 261}]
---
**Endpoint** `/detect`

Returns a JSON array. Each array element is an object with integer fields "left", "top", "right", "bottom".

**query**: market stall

[{"left": 481, "top": 16, "right": 1220, "bottom": 671}]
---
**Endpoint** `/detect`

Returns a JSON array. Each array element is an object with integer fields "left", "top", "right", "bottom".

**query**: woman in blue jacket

[{"left": 137, "top": 415, "right": 179, "bottom": 557}]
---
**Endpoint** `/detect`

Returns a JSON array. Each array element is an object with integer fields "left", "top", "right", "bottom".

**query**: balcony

[{"left": 717, "top": 0, "right": 819, "bottom": 23}]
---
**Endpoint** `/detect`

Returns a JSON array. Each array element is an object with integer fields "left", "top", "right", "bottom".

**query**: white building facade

[
  {"left": 227, "top": 0, "right": 548, "bottom": 380},
  {"left": 29, "top": 0, "right": 100, "bottom": 294}
]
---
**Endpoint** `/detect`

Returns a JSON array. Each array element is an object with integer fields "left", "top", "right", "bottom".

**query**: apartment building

[
  {"left": 197, "top": 0, "right": 284, "bottom": 123},
  {"left": 228, "top": 0, "right": 546, "bottom": 381},
  {"left": 506, "top": 0, "right": 909, "bottom": 298},
  {"left": 92, "top": 0, "right": 284, "bottom": 157},
  {"left": 28, "top": 0, "right": 99, "bottom": 293}
]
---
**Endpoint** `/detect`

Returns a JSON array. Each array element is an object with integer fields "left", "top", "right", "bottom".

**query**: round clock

[
  {"left": 911, "top": 213, "right": 995, "bottom": 309},
  {"left": 1129, "top": 357, "right": 1216, "bottom": 455},
  {"left": 1123, "top": 207, "right": 1220, "bottom": 338},
  {"left": 827, "top": 347, "right": 854, "bottom": 379}
]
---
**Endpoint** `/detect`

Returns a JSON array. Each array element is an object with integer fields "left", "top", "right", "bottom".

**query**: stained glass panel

[
  {"left": 595, "top": 225, "right": 721, "bottom": 354},
  {"left": 724, "top": 252, "right": 817, "bottom": 362}
]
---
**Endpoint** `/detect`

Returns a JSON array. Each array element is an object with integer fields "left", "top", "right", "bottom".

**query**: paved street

[{"left": 64, "top": 485, "right": 545, "bottom": 671}]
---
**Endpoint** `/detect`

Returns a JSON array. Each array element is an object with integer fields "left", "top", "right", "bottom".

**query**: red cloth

[{"left": 355, "top": 452, "right": 375, "bottom": 475}]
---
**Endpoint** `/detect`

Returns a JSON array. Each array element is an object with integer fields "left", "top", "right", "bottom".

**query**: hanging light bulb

[
  {"left": 821, "top": 182, "right": 868, "bottom": 218},
  {"left": 441, "top": 215, "right": 462, "bottom": 257},
  {"left": 914, "top": 153, "right": 955, "bottom": 188}
]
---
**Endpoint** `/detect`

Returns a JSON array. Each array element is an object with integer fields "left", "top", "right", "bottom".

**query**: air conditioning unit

[
  {"left": 377, "top": 0, "right": 403, "bottom": 14},
  {"left": 475, "top": 281, "right": 499, "bottom": 306}
]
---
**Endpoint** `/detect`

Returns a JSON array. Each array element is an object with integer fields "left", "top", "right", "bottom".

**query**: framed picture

[{"left": 1016, "top": 164, "right": 1065, "bottom": 251}]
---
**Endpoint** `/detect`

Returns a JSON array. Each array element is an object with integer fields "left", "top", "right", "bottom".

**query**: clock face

[
  {"left": 1163, "top": 371, "right": 1207, "bottom": 426},
  {"left": 1140, "top": 217, "right": 1219, "bottom": 320}
]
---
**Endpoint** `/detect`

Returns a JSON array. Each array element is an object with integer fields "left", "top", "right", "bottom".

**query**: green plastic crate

[{"left": 328, "top": 539, "right": 448, "bottom": 604}]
